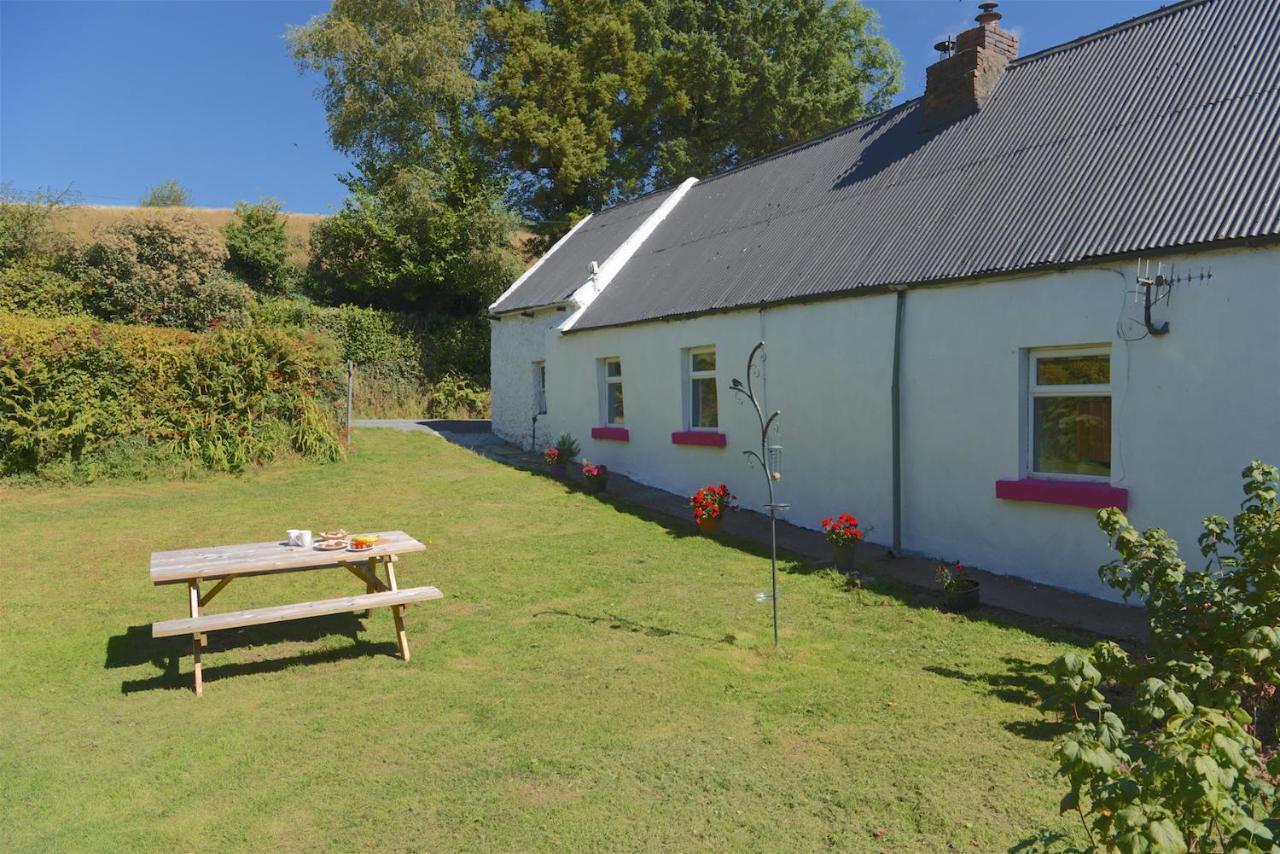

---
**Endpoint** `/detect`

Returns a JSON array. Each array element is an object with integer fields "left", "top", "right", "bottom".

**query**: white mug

[
  {"left": 299, "top": 530, "right": 313, "bottom": 548},
  {"left": 287, "top": 529, "right": 303, "bottom": 546}
]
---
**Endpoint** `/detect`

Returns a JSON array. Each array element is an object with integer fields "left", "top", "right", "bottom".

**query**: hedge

[{"left": 0, "top": 314, "right": 345, "bottom": 479}]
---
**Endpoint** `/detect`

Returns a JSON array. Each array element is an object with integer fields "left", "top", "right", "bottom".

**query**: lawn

[{"left": 0, "top": 429, "right": 1088, "bottom": 851}]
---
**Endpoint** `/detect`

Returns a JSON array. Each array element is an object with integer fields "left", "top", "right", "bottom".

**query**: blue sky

[{"left": 1, "top": 0, "right": 1169, "bottom": 213}]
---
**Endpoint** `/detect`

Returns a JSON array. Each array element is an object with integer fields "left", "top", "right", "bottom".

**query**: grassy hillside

[{"left": 54, "top": 205, "right": 325, "bottom": 265}]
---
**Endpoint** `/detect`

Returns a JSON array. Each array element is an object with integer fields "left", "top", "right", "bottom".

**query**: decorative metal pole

[{"left": 730, "top": 342, "right": 786, "bottom": 647}]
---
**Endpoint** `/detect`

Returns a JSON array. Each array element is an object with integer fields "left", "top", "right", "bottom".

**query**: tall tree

[
  {"left": 290, "top": 0, "right": 522, "bottom": 315},
  {"left": 479, "top": 0, "right": 902, "bottom": 240}
]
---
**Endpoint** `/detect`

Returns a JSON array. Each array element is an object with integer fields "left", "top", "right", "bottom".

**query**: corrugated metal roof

[
  {"left": 569, "top": 0, "right": 1280, "bottom": 331},
  {"left": 490, "top": 187, "right": 676, "bottom": 313}
]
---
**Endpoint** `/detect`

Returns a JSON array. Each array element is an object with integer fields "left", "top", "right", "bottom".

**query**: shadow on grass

[
  {"left": 534, "top": 609, "right": 736, "bottom": 646},
  {"left": 1008, "top": 829, "right": 1085, "bottom": 853},
  {"left": 105, "top": 614, "right": 399, "bottom": 694},
  {"left": 924, "top": 657, "right": 1072, "bottom": 742}
]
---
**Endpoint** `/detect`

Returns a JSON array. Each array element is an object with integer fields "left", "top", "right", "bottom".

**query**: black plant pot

[
  {"left": 832, "top": 542, "right": 858, "bottom": 575},
  {"left": 548, "top": 462, "right": 567, "bottom": 479},
  {"left": 584, "top": 475, "right": 607, "bottom": 494},
  {"left": 942, "top": 579, "right": 981, "bottom": 612}
]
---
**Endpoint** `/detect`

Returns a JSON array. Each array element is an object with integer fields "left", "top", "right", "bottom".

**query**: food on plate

[
  {"left": 318, "top": 529, "right": 348, "bottom": 540},
  {"left": 350, "top": 534, "right": 380, "bottom": 550},
  {"left": 314, "top": 539, "right": 347, "bottom": 551}
]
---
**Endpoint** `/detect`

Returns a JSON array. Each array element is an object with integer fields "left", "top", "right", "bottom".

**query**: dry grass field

[
  {"left": 52, "top": 206, "right": 539, "bottom": 267},
  {"left": 54, "top": 205, "right": 325, "bottom": 265}
]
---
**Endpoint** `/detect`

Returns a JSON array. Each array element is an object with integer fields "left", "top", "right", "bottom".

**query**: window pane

[
  {"left": 1036, "top": 355, "right": 1109, "bottom": 386},
  {"left": 1033, "top": 396, "right": 1111, "bottom": 476},
  {"left": 606, "top": 360, "right": 621, "bottom": 378},
  {"left": 691, "top": 377, "right": 718, "bottom": 428},
  {"left": 691, "top": 350, "right": 716, "bottom": 373},
  {"left": 607, "top": 381, "right": 624, "bottom": 424}
]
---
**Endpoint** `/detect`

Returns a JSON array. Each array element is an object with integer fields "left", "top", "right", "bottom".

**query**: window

[
  {"left": 601, "top": 358, "right": 624, "bottom": 424},
  {"left": 1027, "top": 348, "right": 1111, "bottom": 479},
  {"left": 533, "top": 361, "right": 547, "bottom": 415},
  {"left": 686, "top": 346, "right": 718, "bottom": 430}
]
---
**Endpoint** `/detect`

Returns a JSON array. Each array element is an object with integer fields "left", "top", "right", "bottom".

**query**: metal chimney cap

[{"left": 976, "top": 2, "right": 1002, "bottom": 25}]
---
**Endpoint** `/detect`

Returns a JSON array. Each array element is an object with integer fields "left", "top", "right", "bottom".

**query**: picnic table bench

[{"left": 150, "top": 530, "right": 441, "bottom": 696}]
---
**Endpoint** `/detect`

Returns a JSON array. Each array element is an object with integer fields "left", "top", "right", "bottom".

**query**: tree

[
  {"left": 140, "top": 179, "right": 190, "bottom": 208},
  {"left": 289, "top": 0, "right": 902, "bottom": 251},
  {"left": 289, "top": 0, "right": 478, "bottom": 181},
  {"left": 224, "top": 200, "right": 290, "bottom": 293},
  {"left": 307, "top": 159, "right": 523, "bottom": 317},
  {"left": 478, "top": 0, "right": 902, "bottom": 242}
]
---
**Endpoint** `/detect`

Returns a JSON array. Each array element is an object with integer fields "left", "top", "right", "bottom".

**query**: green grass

[{"left": 0, "top": 429, "right": 1087, "bottom": 851}]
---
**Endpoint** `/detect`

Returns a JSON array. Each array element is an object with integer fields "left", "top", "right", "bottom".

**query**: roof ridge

[{"left": 1011, "top": 0, "right": 1215, "bottom": 66}]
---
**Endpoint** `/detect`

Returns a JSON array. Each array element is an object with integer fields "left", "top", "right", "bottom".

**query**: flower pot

[
  {"left": 549, "top": 462, "right": 567, "bottom": 478},
  {"left": 696, "top": 515, "right": 722, "bottom": 536},
  {"left": 832, "top": 542, "right": 858, "bottom": 574},
  {"left": 942, "top": 579, "right": 981, "bottom": 612},
  {"left": 584, "top": 475, "right": 607, "bottom": 494}
]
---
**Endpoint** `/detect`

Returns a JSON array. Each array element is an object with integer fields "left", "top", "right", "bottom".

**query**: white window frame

[
  {"left": 598, "top": 357, "right": 624, "bottom": 426},
  {"left": 683, "top": 345, "right": 718, "bottom": 431},
  {"left": 533, "top": 360, "right": 547, "bottom": 415},
  {"left": 1025, "top": 345, "right": 1112, "bottom": 482}
]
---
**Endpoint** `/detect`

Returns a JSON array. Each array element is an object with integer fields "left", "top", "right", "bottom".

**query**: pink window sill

[
  {"left": 671, "top": 430, "right": 727, "bottom": 448},
  {"left": 591, "top": 426, "right": 630, "bottom": 442},
  {"left": 995, "top": 478, "right": 1129, "bottom": 511}
]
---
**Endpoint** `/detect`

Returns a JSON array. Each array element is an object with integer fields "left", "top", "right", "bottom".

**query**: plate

[
  {"left": 347, "top": 543, "right": 375, "bottom": 552},
  {"left": 319, "top": 529, "right": 348, "bottom": 540},
  {"left": 314, "top": 539, "right": 347, "bottom": 551}
]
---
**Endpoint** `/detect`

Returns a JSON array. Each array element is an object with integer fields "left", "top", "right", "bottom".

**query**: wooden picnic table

[{"left": 150, "top": 530, "right": 441, "bottom": 696}]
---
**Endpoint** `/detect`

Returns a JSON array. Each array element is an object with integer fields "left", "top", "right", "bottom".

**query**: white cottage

[{"left": 488, "top": 0, "right": 1280, "bottom": 602}]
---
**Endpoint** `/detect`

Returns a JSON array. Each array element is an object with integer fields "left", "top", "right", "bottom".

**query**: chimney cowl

[{"left": 922, "top": 2, "right": 1018, "bottom": 130}]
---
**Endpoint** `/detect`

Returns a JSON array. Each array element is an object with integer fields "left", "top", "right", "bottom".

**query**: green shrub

[
  {"left": 140, "top": 179, "right": 190, "bottom": 208},
  {"left": 1049, "top": 462, "right": 1280, "bottom": 850},
  {"left": 0, "top": 264, "right": 91, "bottom": 317},
  {"left": 0, "top": 184, "right": 74, "bottom": 269},
  {"left": 86, "top": 214, "right": 250, "bottom": 330},
  {"left": 426, "top": 372, "right": 488, "bottom": 419},
  {"left": 224, "top": 200, "right": 290, "bottom": 293},
  {"left": 0, "top": 315, "right": 345, "bottom": 479}
]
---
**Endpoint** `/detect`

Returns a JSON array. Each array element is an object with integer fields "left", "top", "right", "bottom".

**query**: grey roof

[
  {"left": 491, "top": 187, "right": 675, "bottom": 313},
  {"left": 570, "top": 0, "right": 1280, "bottom": 331}
]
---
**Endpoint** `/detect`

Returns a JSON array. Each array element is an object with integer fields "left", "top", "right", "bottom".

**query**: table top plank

[{"left": 149, "top": 531, "right": 426, "bottom": 585}]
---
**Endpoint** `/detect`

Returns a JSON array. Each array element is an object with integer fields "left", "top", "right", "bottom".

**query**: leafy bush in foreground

[
  {"left": 1049, "top": 462, "right": 1280, "bottom": 851},
  {"left": 0, "top": 315, "right": 344, "bottom": 479}
]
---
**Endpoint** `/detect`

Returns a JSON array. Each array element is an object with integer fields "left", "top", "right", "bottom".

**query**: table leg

[
  {"left": 382, "top": 556, "right": 411, "bottom": 661},
  {"left": 363, "top": 556, "right": 378, "bottom": 617},
  {"left": 188, "top": 581, "right": 204, "bottom": 697}
]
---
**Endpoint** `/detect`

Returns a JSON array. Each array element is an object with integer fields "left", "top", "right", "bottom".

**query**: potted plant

[
  {"left": 545, "top": 433, "right": 579, "bottom": 478},
  {"left": 543, "top": 446, "right": 565, "bottom": 478},
  {"left": 935, "top": 560, "right": 980, "bottom": 612},
  {"left": 582, "top": 460, "right": 608, "bottom": 494},
  {"left": 690, "top": 483, "right": 734, "bottom": 535},
  {"left": 821, "top": 514, "right": 864, "bottom": 574}
]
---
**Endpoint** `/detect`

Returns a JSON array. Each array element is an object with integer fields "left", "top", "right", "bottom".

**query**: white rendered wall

[{"left": 491, "top": 244, "right": 1280, "bottom": 601}]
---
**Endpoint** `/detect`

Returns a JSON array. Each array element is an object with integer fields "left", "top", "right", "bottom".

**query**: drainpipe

[
  {"left": 531, "top": 413, "right": 539, "bottom": 453},
  {"left": 890, "top": 286, "right": 908, "bottom": 556}
]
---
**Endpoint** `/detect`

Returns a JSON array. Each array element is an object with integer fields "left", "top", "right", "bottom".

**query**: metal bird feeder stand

[{"left": 730, "top": 342, "right": 786, "bottom": 647}]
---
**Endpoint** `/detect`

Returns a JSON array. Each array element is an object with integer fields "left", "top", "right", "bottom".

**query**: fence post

[{"left": 345, "top": 360, "right": 354, "bottom": 448}]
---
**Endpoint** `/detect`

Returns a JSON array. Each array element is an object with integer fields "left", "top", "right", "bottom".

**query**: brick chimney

[{"left": 923, "top": 2, "right": 1019, "bottom": 129}]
